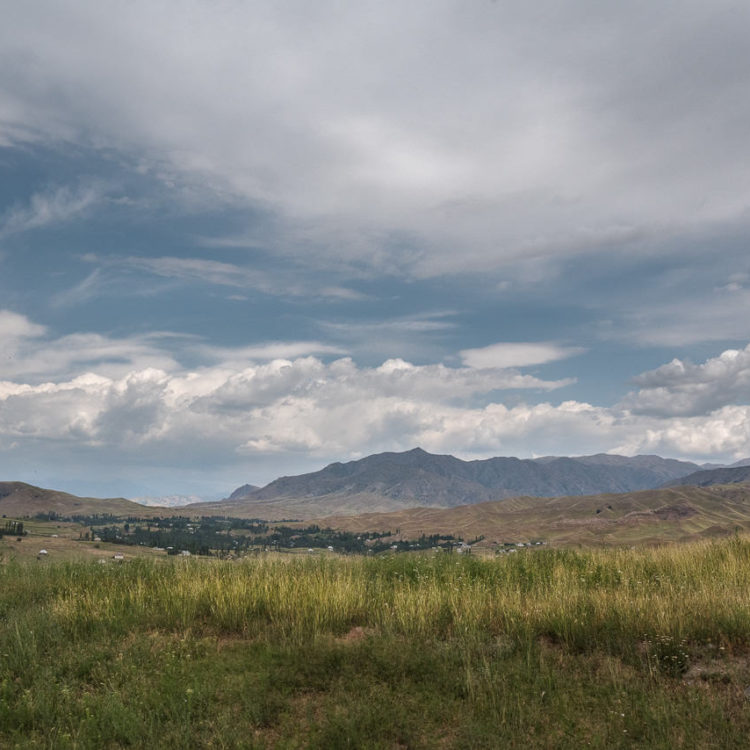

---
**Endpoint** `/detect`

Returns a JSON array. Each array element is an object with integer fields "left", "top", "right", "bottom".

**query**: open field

[
  {"left": 0, "top": 518, "right": 171, "bottom": 564},
  {"left": 2, "top": 537, "right": 750, "bottom": 747}
]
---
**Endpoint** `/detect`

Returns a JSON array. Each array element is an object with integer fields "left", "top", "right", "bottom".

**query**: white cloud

[
  {"left": 614, "top": 405, "right": 750, "bottom": 460},
  {"left": 0, "top": 310, "right": 179, "bottom": 381},
  {"left": 4, "top": 355, "right": 750, "bottom": 470},
  {"left": 461, "top": 342, "right": 584, "bottom": 369},
  {"left": 0, "top": 309, "right": 46, "bottom": 340},
  {"left": 622, "top": 344, "right": 750, "bottom": 416},
  {"left": 4, "top": 311, "right": 750, "bottom": 487},
  {"left": 0, "top": 310, "right": 580, "bottom": 466},
  {"left": 0, "top": 358, "right": 583, "bottom": 460}
]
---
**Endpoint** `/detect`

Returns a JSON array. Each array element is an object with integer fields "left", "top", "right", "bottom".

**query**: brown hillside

[
  {"left": 0, "top": 482, "right": 160, "bottom": 518},
  {"left": 310, "top": 484, "right": 750, "bottom": 547}
]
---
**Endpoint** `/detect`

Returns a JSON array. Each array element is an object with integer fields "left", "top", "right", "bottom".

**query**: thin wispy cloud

[
  {"left": 73, "top": 254, "right": 367, "bottom": 301},
  {"left": 0, "top": 184, "right": 103, "bottom": 238}
]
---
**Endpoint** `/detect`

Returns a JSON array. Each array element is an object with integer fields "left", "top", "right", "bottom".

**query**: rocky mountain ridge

[{"left": 201, "top": 448, "right": 705, "bottom": 519}]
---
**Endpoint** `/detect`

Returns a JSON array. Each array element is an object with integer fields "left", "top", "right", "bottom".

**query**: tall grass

[
  {"left": 3, "top": 537, "right": 750, "bottom": 747},
  {"left": 5, "top": 538, "right": 749, "bottom": 649}
]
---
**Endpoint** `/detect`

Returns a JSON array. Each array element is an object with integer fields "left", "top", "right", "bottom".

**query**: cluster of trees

[
  {"left": 92, "top": 523, "right": 246, "bottom": 556},
  {"left": 83, "top": 518, "right": 464, "bottom": 557},
  {"left": 264, "top": 527, "right": 461, "bottom": 553},
  {"left": 32, "top": 511, "right": 467, "bottom": 557},
  {"left": 0, "top": 520, "right": 25, "bottom": 538}
]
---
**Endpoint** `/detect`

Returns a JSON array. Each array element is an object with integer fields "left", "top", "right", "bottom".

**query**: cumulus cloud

[
  {"left": 2, "top": 2, "right": 750, "bottom": 276},
  {"left": 5, "top": 309, "right": 750, "bottom": 490},
  {"left": 614, "top": 405, "right": 750, "bottom": 459},
  {"left": 6, "top": 348, "right": 750, "bottom": 469},
  {"left": 622, "top": 345, "right": 750, "bottom": 416},
  {"left": 0, "top": 357, "right": 593, "bottom": 463},
  {"left": 0, "top": 306, "right": 583, "bottom": 467}
]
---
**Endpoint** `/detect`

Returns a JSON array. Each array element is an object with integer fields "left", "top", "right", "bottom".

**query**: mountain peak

[{"left": 228, "top": 483, "right": 259, "bottom": 500}]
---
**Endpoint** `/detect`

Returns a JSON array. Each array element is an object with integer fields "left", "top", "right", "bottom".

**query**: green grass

[{"left": 2, "top": 539, "right": 750, "bottom": 747}]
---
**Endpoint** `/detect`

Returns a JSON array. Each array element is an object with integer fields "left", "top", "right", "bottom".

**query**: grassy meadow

[{"left": 2, "top": 538, "right": 750, "bottom": 748}]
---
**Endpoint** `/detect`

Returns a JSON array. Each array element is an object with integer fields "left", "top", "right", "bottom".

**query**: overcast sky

[{"left": 2, "top": 1, "right": 750, "bottom": 498}]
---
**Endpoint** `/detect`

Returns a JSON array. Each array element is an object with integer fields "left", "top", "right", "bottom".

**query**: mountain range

[
  {"left": 4, "top": 450, "right": 750, "bottom": 526},
  {"left": 191, "top": 448, "right": 714, "bottom": 520},
  {"left": 663, "top": 465, "right": 750, "bottom": 488},
  {"left": 3, "top": 450, "right": 750, "bottom": 549}
]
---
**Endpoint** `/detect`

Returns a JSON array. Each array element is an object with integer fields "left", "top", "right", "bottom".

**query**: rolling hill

[
  {"left": 198, "top": 448, "right": 702, "bottom": 519},
  {"left": 0, "top": 482, "right": 160, "bottom": 518},
  {"left": 313, "top": 483, "right": 750, "bottom": 547}
]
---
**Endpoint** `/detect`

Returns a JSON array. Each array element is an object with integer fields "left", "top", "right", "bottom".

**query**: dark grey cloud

[{"left": 2, "top": 1, "right": 749, "bottom": 278}]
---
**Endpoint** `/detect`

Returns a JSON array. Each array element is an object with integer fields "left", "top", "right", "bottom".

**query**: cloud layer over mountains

[{"left": 3, "top": 309, "right": 750, "bottom": 495}]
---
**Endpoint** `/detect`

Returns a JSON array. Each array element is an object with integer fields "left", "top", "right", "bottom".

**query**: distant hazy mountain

[
  {"left": 131, "top": 495, "right": 208, "bottom": 508},
  {"left": 211, "top": 448, "right": 702, "bottom": 519},
  {"left": 698, "top": 458, "right": 750, "bottom": 470},
  {"left": 662, "top": 465, "right": 750, "bottom": 488}
]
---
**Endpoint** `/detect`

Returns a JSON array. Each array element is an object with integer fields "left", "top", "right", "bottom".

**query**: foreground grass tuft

[{"left": 2, "top": 538, "right": 750, "bottom": 747}]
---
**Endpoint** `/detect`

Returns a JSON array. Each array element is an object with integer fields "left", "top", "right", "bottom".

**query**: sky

[{"left": 2, "top": 1, "right": 750, "bottom": 499}]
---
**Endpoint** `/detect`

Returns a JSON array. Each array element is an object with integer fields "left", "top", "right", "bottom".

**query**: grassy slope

[
  {"left": 3, "top": 540, "right": 750, "bottom": 748},
  {"left": 313, "top": 484, "right": 750, "bottom": 546},
  {"left": 0, "top": 481, "right": 160, "bottom": 518}
]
